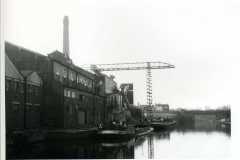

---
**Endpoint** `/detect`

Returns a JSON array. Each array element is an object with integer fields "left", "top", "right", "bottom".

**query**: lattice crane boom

[{"left": 80, "top": 61, "right": 175, "bottom": 107}]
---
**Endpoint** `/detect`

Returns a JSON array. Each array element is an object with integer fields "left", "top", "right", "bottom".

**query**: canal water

[{"left": 8, "top": 124, "right": 230, "bottom": 159}]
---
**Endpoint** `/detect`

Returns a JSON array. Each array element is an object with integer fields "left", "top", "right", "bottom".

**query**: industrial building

[
  {"left": 5, "top": 16, "right": 134, "bottom": 139},
  {"left": 5, "top": 54, "right": 42, "bottom": 134},
  {"left": 120, "top": 83, "right": 134, "bottom": 105},
  {"left": 5, "top": 41, "right": 129, "bottom": 130},
  {"left": 154, "top": 104, "right": 169, "bottom": 112},
  {"left": 5, "top": 42, "right": 108, "bottom": 129}
]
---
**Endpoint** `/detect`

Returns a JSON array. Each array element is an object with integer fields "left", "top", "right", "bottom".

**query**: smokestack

[{"left": 63, "top": 16, "right": 70, "bottom": 59}]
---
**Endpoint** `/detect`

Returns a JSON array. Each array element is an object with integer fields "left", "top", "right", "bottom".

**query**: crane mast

[
  {"left": 146, "top": 62, "right": 153, "bottom": 106},
  {"left": 81, "top": 61, "right": 174, "bottom": 107}
]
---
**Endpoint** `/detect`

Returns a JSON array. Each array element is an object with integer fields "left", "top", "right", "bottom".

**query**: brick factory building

[
  {"left": 5, "top": 54, "right": 42, "bottom": 134},
  {"left": 5, "top": 42, "right": 106, "bottom": 129}
]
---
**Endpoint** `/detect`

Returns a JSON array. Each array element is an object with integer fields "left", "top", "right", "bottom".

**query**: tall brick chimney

[{"left": 63, "top": 16, "right": 70, "bottom": 59}]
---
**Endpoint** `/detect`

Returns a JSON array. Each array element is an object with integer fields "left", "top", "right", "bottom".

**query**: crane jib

[{"left": 80, "top": 61, "right": 175, "bottom": 106}]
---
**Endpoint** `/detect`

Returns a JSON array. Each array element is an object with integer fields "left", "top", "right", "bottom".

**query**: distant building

[
  {"left": 96, "top": 74, "right": 128, "bottom": 123},
  {"left": 120, "top": 83, "right": 134, "bottom": 105},
  {"left": 152, "top": 104, "right": 177, "bottom": 119},
  {"left": 139, "top": 105, "right": 154, "bottom": 118},
  {"left": 105, "top": 92, "right": 126, "bottom": 123},
  {"left": 139, "top": 104, "right": 175, "bottom": 119},
  {"left": 154, "top": 104, "right": 169, "bottom": 112}
]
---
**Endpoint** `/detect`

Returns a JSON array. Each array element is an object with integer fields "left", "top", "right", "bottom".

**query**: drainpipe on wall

[{"left": 23, "top": 77, "right": 27, "bottom": 130}]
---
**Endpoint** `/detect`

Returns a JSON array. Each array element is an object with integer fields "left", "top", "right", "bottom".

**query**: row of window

[
  {"left": 64, "top": 89, "right": 105, "bottom": 109},
  {"left": 64, "top": 88, "right": 93, "bottom": 102},
  {"left": 10, "top": 103, "right": 40, "bottom": 112},
  {"left": 27, "top": 84, "right": 40, "bottom": 96},
  {"left": 64, "top": 89, "right": 76, "bottom": 98},
  {"left": 6, "top": 80, "right": 24, "bottom": 93},
  {"left": 76, "top": 74, "right": 93, "bottom": 89},
  {"left": 54, "top": 62, "right": 93, "bottom": 89},
  {"left": 5, "top": 79, "right": 40, "bottom": 96}
]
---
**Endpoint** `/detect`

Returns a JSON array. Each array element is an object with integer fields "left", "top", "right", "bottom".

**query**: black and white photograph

[{"left": 1, "top": 0, "right": 239, "bottom": 159}]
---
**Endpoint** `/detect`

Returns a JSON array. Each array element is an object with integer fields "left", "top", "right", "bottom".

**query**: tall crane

[{"left": 81, "top": 61, "right": 175, "bottom": 107}]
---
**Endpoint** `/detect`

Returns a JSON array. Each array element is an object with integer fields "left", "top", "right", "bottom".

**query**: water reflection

[
  {"left": 8, "top": 124, "right": 230, "bottom": 159},
  {"left": 135, "top": 125, "right": 231, "bottom": 159},
  {"left": 147, "top": 135, "right": 154, "bottom": 159},
  {"left": 154, "top": 131, "right": 170, "bottom": 140},
  {"left": 8, "top": 138, "right": 135, "bottom": 159},
  {"left": 175, "top": 120, "right": 231, "bottom": 137}
]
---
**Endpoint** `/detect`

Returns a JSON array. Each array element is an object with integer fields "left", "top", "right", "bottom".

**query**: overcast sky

[{"left": 5, "top": 0, "right": 240, "bottom": 109}]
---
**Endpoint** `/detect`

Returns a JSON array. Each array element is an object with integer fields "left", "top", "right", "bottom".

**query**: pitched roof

[
  {"left": 5, "top": 54, "right": 23, "bottom": 80},
  {"left": 5, "top": 41, "right": 45, "bottom": 57},
  {"left": 21, "top": 70, "right": 34, "bottom": 77},
  {"left": 21, "top": 70, "right": 42, "bottom": 86}
]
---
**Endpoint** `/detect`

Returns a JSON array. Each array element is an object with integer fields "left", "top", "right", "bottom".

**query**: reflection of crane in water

[{"left": 148, "top": 135, "right": 154, "bottom": 159}]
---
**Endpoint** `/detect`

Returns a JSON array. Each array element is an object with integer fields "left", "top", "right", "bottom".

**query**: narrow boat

[
  {"left": 100, "top": 139, "right": 135, "bottom": 147},
  {"left": 151, "top": 118, "right": 176, "bottom": 130},
  {"left": 97, "top": 128, "right": 135, "bottom": 141},
  {"left": 96, "top": 122, "right": 136, "bottom": 141},
  {"left": 219, "top": 118, "right": 231, "bottom": 126},
  {"left": 46, "top": 128, "right": 98, "bottom": 140},
  {"left": 135, "top": 126, "right": 153, "bottom": 137}
]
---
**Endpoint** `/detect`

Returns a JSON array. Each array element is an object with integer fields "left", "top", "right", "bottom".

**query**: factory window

[
  {"left": 63, "top": 68, "right": 67, "bottom": 78},
  {"left": 77, "top": 75, "right": 83, "bottom": 84},
  {"left": 77, "top": 74, "right": 92, "bottom": 89},
  {"left": 13, "top": 81, "right": 17, "bottom": 92},
  {"left": 67, "top": 90, "right": 71, "bottom": 97},
  {"left": 73, "top": 72, "right": 76, "bottom": 82},
  {"left": 89, "top": 81, "right": 93, "bottom": 89},
  {"left": 69, "top": 70, "right": 76, "bottom": 82},
  {"left": 64, "top": 89, "right": 68, "bottom": 97},
  {"left": 55, "top": 71, "right": 60, "bottom": 80},
  {"left": 69, "top": 72, "right": 73, "bottom": 81},
  {"left": 31, "top": 86, "right": 35, "bottom": 96},
  {"left": 32, "top": 86, "right": 37, "bottom": 96},
  {"left": 35, "top": 87, "right": 39, "bottom": 96},
  {"left": 72, "top": 91, "right": 76, "bottom": 98}
]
